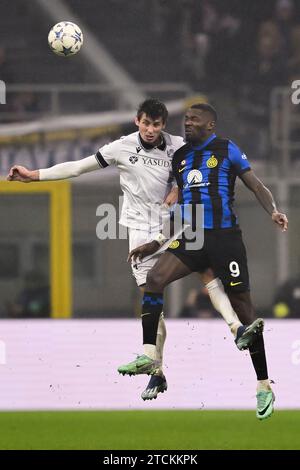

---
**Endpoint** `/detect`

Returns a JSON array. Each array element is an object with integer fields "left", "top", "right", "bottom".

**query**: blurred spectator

[
  {"left": 260, "top": 0, "right": 296, "bottom": 57},
  {"left": 0, "top": 47, "right": 13, "bottom": 84},
  {"left": 6, "top": 270, "right": 50, "bottom": 318},
  {"left": 239, "top": 29, "right": 287, "bottom": 159},
  {"left": 11, "top": 91, "right": 40, "bottom": 121},
  {"left": 180, "top": 286, "right": 219, "bottom": 319},
  {"left": 189, "top": 0, "right": 219, "bottom": 87},
  {"left": 152, "top": 0, "right": 180, "bottom": 39},
  {"left": 242, "top": 30, "right": 286, "bottom": 119},
  {"left": 182, "top": 0, "right": 242, "bottom": 91},
  {"left": 0, "top": 47, "right": 14, "bottom": 121},
  {"left": 272, "top": 276, "right": 300, "bottom": 318},
  {"left": 259, "top": 0, "right": 300, "bottom": 80},
  {"left": 206, "top": 10, "right": 242, "bottom": 92},
  {"left": 288, "top": 24, "right": 300, "bottom": 80}
]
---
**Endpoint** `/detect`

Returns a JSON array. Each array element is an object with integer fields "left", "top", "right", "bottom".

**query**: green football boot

[
  {"left": 256, "top": 390, "right": 275, "bottom": 420},
  {"left": 117, "top": 354, "right": 160, "bottom": 376}
]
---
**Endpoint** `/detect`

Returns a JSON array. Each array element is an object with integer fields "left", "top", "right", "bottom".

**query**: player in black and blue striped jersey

[
  {"left": 125, "top": 103, "right": 288, "bottom": 420},
  {"left": 173, "top": 121, "right": 250, "bottom": 230}
]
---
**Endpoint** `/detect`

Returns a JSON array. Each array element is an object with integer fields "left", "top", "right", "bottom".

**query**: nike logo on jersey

[
  {"left": 178, "top": 167, "right": 186, "bottom": 173},
  {"left": 230, "top": 281, "right": 242, "bottom": 286}
]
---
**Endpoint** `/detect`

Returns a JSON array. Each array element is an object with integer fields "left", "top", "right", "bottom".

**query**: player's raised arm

[
  {"left": 240, "top": 169, "right": 288, "bottom": 232},
  {"left": 6, "top": 155, "right": 100, "bottom": 183}
]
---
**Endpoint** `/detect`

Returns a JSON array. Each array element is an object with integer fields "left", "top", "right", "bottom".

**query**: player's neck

[
  {"left": 190, "top": 132, "right": 215, "bottom": 146},
  {"left": 139, "top": 134, "right": 164, "bottom": 149}
]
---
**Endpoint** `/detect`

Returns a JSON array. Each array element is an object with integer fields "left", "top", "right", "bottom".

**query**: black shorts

[{"left": 167, "top": 227, "right": 250, "bottom": 293}]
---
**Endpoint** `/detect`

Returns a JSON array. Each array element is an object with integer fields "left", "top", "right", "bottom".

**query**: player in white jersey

[
  {"left": 7, "top": 99, "right": 249, "bottom": 401},
  {"left": 95, "top": 115, "right": 184, "bottom": 289}
]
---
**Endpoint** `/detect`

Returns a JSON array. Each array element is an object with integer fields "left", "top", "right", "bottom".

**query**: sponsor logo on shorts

[
  {"left": 169, "top": 240, "right": 180, "bottom": 249},
  {"left": 230, "top": 281, "right": 242, "bottom": 286}
]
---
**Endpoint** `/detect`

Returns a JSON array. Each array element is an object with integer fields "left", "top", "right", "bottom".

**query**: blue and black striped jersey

[{"left": 172, "top": 134, "right": 251, "bottom": 229}]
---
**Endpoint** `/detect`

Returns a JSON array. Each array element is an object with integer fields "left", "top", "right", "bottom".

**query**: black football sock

[
  {"left": 249, "top": 333, "right": 268, "bottom": 380},
  {"left": 142, "top": 292, "right": 164, "bottom": 345}
]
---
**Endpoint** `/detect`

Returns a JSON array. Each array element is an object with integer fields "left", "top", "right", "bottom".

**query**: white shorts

[{"left": 128, "top": 228, "right": 164, "bottom": 287}]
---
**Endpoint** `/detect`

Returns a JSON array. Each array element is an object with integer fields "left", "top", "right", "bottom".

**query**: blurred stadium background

[{"left": 0, "top": 0, "right": 300, "bottom": 450}]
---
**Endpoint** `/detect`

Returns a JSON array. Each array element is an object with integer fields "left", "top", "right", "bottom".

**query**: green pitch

[{"left": 0, "top": 410, "right": 299, "bottom": 450}]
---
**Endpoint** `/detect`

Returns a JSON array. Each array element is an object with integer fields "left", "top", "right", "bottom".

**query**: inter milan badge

[
  {"left": 129, "top": 156, "right": 138, "bottom": 164},
  {"left": 168, "top": 240, "right": 180, "bottom": 249},
  {"left": 207, "top": 155, "right": 218, "bottom": 168}
]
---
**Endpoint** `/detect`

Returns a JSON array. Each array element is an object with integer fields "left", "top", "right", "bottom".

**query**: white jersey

[{"left": 96, "top": 131, "right": 184, "bottom": 231}]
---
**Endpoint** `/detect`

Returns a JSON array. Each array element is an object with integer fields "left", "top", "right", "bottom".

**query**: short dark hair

[
  {"left": 137, "top": 98, "right": 168, "bottom": 124},
  {"left": 190, "top": 103, "right": 217, "bottom": 122}
]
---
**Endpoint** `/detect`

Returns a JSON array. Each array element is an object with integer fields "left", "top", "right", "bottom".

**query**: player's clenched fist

[{"left": 7, "top": 165, "right": 39, "bottom": 183}]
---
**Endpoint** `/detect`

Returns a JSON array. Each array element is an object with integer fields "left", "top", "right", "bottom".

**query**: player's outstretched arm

[
  {"left": 240, "top": 169, "right": 288, "bottom": 231},
  {"left": 7, "top": 155, "right": 100, "bottom": 183}
]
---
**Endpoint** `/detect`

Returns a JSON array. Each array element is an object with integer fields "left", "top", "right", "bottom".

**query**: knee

[{"left": 146, "top": 269, "right": 166, "bottom": 291}]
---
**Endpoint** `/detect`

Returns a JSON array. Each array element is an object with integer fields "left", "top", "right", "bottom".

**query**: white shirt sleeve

[
  {"left": 96, "top": 139, "right": 123, "bottom": 167},
  {"left": 39, "top": 155, "right": 100, "bottom": 181}
]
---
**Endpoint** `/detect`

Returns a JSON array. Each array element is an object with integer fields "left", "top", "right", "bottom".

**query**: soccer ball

[{"left": 48, "top": 21, "right": 83, "bottom": 57}]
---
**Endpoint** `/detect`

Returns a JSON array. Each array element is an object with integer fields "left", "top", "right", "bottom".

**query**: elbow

[{"left": 71, "top": 161, "right": 90, "bottom": 178}]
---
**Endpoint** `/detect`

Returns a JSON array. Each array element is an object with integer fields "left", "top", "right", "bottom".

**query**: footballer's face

[
  {"left": 184, "top": 108, "right": 215, "bottom": 144},
  {"left": 135, "top": 113, "right": 165, "bottom": 145}
]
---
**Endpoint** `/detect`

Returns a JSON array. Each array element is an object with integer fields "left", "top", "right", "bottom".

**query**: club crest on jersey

[
  {"left": 167, "top": 148, "right": 174, "bottom": 158},
  {"left": 207, "top": 155, "right": 218, "bottom": 168},
  {"left": 129, "top": 155, "right": 138, "bottom": 164}
]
